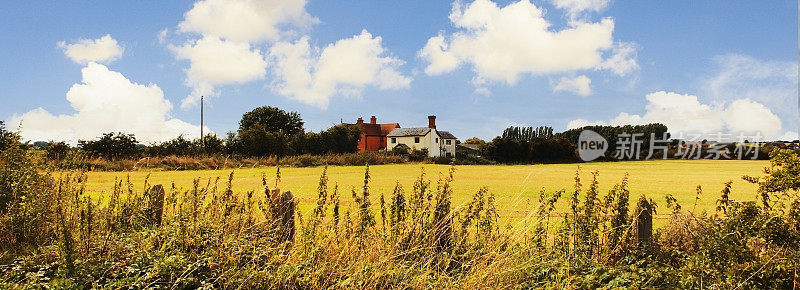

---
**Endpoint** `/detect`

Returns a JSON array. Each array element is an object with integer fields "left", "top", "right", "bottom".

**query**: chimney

[
  {"left": 428, "top": 115, "right": 436, "bottom": 129},
  {"left": 356, "top": 117, "right": 364, "bottom": 124},
  {"left": 370, "top": 116, "right": 377, "bottom": 124}
]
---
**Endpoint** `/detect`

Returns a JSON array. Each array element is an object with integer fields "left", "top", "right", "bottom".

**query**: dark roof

[
  {"left": 345, "top": 122, "right": 400, "bottom": 136},
  {"left": 438, "top": 130, "right": 457, "bottom": 139},
  {"left": 457, "top": 143, "right": 480, "bottom": 151},
  {"left": 387, "top": 127, "right": 431, "bottom": 137}
]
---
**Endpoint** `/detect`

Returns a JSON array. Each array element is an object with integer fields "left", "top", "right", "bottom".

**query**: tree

[
  {"left": 235, "top": 106, "right": 303, "bottom": 157},
  {"left": 0, "top": 121, "right": 21, "bottom": 152},
  {"left": 78, "top": 132, "right": 139, "bottom": 160},
  {"left": 148, "top": 135, "right": 195, "bottom": 156},
  {"left": 483, "top": 126, "right": 576, "bottom": 163},
  {"left": 45, "top": 141, "right": 70, "bottom": 161},
  {"left": 559, "top": 123, "right": 669, "bottom": 159},
  {"left": 239, "top": 106, "right": 304, "bottom": 137},
  {"left": 746, "top": 149, "right": 800, "bottom": 194},
  {"left": 237, "top": 128, "right": 290, "bottom": 157},
  {"left": 199, "top": 133, "right": 225, "bottom": 155},
  {"left": 289, "top": 124, "right": 361, "bottom": 155},
  {"left": 223, "top": 131, "right": 241, "bottom": 155},
  {"left": 464, "top": 137, "right": 486, "bottom": 147},
  {"left": 320, "top": 124, "right": 361, "bottom": 154}
]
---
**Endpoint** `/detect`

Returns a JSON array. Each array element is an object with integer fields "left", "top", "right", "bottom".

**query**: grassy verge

[{"left": 44, "top": 151, "right": 408, "bottom": 171}]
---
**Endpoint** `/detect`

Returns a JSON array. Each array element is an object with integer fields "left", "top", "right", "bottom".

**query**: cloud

[
  {"left": 170, "top": 0, "right": 410, "bottom": 109},
  {"left": 268, "top": 30, "right": 411, "bottom": 109},
  {"left": 58, "top": 34, "right": 123, "bottom": 65},
  {"left": 419, "top": 0, "right": 636, "bottom": 90},
  {"left": 704, "top": 54, "right": 798, "bottom": 122},
  {"left": 171, "top": 0, "right": 319, "bottom": 109},
  {"left": 553, "top": 75, "right": 592, "bottom": 96},
  {"left": 178, "top": 0, "right": 317, "bottom": 42},
  {"left": 567, "top": 55, "right": 798, "bottom": 141},
  {"left": 551, "top": 0, "right": 609, "bottom": 13},
  {"left": 9, "top": 63, "right": 202, "bottom": 144},
  {"left": 566, "top": 91, "right": 784, "bottom": 139},
  {"left": 598, "top": 42, "right": 639, "bottom": 76},
  {"left": 778, "top": 131, "right": 799, "bottom": 141},
  {"left": 566, "top": 118, "right": 605, "bottom": 129},
  {"left": 419, "top": 34, "right": 461, "bottom": 76},
  {"left": 170, "top": 36, "right": 268, "bottom": 108},
  {"left": 157, "top": 29, "right": 169, "bottom": 44},
  {"left": 722, "top": 99, "right": 782, "bottom": 139}
]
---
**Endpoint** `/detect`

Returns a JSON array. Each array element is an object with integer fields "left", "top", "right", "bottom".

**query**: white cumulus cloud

[
  {"left": 9, "top": 63, "right": 203, "bottom": 144},
  {"left": 419, "top": 0, "right": 636, "bottom": 91},
  {"left": 170, "top": 36, "right": 268, "bottom": 109},
  {"left": 566, "top": 91, "right": 784, "bottom": 140},
  {"left": 171, "top": 0, "right": 319, "bottom": 109},
  {"left": 58, "top": 34, "right": 123, "bottom": 65},
  {"left": 178, "top": 0, "right": 317, "bottom": 42},
  {"left": 553, "top": 75, "right": 592, "bottom": 96},
  {"left": 268, "top": 30, "right": 411, "bottom": 109},
  {"left": 170, "top": 0, "right": 410, "bottom": 109}
]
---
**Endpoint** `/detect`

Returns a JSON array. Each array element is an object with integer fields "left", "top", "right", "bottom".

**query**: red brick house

[{"left": 350, "top": 116, "right": 400, "bottom": 152}]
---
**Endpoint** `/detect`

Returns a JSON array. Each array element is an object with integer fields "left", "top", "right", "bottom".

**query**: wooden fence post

[
  {"left": 635, "top": 197, "right": 653, "bottom": 246},
  {"left": 279, "top": 191, "right": 295, "bottom": 243},
  {"left": 149, "top": 184, "right": 166, "bottom": 227},
  {"left": 268, "top": 188, "right": 295, "bottom": 244}
]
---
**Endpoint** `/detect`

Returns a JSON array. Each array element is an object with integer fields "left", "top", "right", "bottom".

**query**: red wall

[{"left": 358, "top": 135, "right": 386, "bottom": 152}]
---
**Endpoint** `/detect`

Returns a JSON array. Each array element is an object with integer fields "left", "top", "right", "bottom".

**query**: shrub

[{"left": 0, "top": 143, "right": 60, "bottom": 252}]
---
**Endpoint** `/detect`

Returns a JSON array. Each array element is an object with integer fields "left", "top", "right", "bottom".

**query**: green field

[{"left": 80, "top": 159, "right": 769, "bottom": 225}]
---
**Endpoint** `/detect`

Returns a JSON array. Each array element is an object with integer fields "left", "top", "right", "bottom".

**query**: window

[
  {"left": 391, "top": 137, "right": 396, "bottom": 144},
  {"left": 414, "top": 137, "right": 420, "bottom": 143},
  {"left": 435, "top": 138, "right": 439, "bottom": 143},
  {"left": 445, "top": 140, "right": 451, "bottom": 145}
]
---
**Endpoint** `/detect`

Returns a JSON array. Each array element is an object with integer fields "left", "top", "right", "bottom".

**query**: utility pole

[{"left": 200, "top": 96, "right": 204, "bottom": 150}]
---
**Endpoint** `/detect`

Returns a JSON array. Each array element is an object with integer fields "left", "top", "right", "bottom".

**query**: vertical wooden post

[
  {"left": 268, "top": 188, "right": 295, "bottom": 244},
  {"left": 150, "top": 185, "right": 166, "bottom": 227},
  {"left": 279, "top": 191, "right": 295, "bottom": 243},
  {"left": 635, "top": 197, "right": 653, "bottom": 246}
]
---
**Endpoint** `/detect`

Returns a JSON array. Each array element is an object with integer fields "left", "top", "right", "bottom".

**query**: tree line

[
  {"left": 0, "top": 107, "right": 363, "bottom": 161},
  {"left": 4, "top": 108, "right": 789, "bottom": 165},
  {"left": 474, "top": 123, "right": 670, "bottom": 163}
]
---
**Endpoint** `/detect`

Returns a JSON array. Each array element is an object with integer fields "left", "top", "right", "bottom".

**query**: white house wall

[
  {"left": 428, "top": 131, "right": 439, "bottom": 157},
  {"left": 387, "top": 131, "right": 439, "bottom": 157},
  {"left": 387, "top": 129, "right": 458, "bottom": 157},
  {"left": 440, "top": 138, "right": 457, "bottom": 157}
]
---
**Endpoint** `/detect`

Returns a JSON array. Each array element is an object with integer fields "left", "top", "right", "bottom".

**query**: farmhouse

[
  {"left": 386, "top": 116, "right": 457, "bottom": 157},
  {"left": 349, "top": 116, "right": 400, "bottom": 152}
]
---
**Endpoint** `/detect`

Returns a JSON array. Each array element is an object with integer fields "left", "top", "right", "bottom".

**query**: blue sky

[{"left": 1, "top": 0, "right": 797, "bottom": 144}]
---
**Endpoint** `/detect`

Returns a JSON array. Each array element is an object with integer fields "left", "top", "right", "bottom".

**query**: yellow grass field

[{"left": 79, "top": 159, "right": 769, "bottom": 226}]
